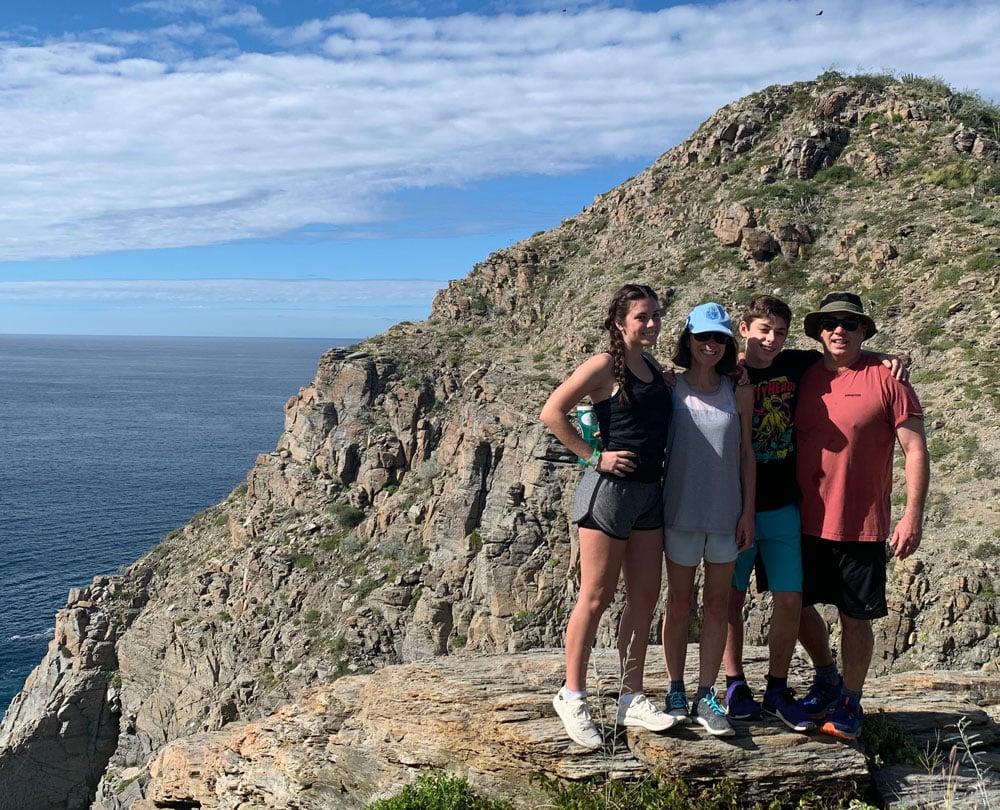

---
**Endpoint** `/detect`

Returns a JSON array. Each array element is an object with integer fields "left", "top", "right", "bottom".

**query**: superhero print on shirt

[{"left": 753, "top": 376, "right": 796, "bottom": 462}]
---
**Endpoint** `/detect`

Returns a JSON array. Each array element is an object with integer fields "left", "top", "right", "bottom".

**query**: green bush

[
  {"left": 532, "top": 772, "right": 872, "bottom": 810},
  {"left": 949, "top": 90, "right": 1000, "bottom": 133},
  {"left": 292, "top": 554, "right": 315, "bottom": 570},
  {"left": 850, "top": 72, "right": 895, "bottom": 93},
  {"left": 860, "top": 711, "right": 921, "bottom": 770},
  {"left": 899, "top": 74, "right": 952, "bottom": 96},
  {"left": 813, "top": 165, "right": 855, "bottom": 185},
  {"left": 510, "top": 610, "right": 534, "bottom": 631},
  {"left": 365, "top": 772, "right": 512, "bottom": 810},
  {"left": 975, "top": 167, "right": 1000, "bottom": 196},
  {"left": 925, "top": 164, "right": 978, "bottom": 188},
  {"left": 368, "top": 770, "right": 881, "bottom": 810},
  {"left": 329, "top": 501, "right": 367, "bottom": 528},
  {"left": 972, "top": 541, "right": 1000, "bottom": 561}
]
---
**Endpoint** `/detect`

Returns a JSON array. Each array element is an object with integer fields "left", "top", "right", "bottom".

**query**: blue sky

[{"left": 0, "top": 1, "right": 998, "bottom": 338}]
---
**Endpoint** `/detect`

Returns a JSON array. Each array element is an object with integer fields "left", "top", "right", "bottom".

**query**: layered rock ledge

[{"left": 119, "top": 648, "right": 1000, "bottom": 810}]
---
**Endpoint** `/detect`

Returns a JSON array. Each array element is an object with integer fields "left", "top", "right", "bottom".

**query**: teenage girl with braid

[{"left": 541, "top": 283, "right": 678, "bottom": 749}]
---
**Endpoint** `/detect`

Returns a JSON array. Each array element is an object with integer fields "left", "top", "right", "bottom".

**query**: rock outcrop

[
  {"left": 0, "top": 578, "right": 132, "bottom": 809},
  {"left": 114, "top": 652, "right": 1000, "bottom": 810},
  {"left": 2, "top": 71, "right": 999, "bottom": 809}
]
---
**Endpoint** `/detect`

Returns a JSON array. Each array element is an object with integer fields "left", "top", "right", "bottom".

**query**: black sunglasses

[
  {"left": 818, "top": 316, "right": 861, "bottom": 332},
  {"left": 691, "top": 331, "right": 730, "bottom": 345}
]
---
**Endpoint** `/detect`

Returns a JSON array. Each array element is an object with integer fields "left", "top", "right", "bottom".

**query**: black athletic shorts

[{"left": 801, "top": 535, "right": 889, "bottom": 620}]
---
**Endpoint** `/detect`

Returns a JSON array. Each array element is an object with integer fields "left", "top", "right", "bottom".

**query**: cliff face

[{"left": 1, "top": 72, "right": 999, "bottom": 809}]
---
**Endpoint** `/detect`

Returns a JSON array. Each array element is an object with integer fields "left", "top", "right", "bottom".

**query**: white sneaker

[
  {"left": 617, "top": 693, "right": 679, "bottom": 731},
  {"left": 552, "top": 687, "right": 603, "bottom": 749}
]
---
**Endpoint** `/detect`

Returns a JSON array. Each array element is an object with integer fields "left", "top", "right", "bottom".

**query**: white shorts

[{"left": 664, "top": 529, "right": 737, "bottom": 566}]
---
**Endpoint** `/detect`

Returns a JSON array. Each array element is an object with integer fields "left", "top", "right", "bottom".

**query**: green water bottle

[{"left": 576, "top": 403, "right": 600, "bottom": 465}]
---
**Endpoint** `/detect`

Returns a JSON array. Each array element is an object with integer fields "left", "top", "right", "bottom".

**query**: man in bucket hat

[
  {"left": 793, "top": 292, "right": 929, "bottom": 741},
  {"left": 802, "top": 291, "right": 878, "bottom": 342}
]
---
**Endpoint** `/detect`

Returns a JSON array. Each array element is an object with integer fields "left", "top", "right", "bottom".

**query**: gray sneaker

[
  {"left": 664, "top": 689, "right": 692, "bottom": 725},
  {"left": 694, "top": 688, "right": 736, "bottom": 737}
]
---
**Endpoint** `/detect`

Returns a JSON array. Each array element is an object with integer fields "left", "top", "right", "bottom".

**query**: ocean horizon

[{"left": 0, "top": 334, "right": 356, "bottom": 720}]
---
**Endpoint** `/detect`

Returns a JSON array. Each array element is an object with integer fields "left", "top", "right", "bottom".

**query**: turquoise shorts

[{"left": 732, "top": 503, "right": 802, "bottom": 593}]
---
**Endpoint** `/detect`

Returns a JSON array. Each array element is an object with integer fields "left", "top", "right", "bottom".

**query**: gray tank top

[{"left": 663, "top": 373, "right": 742, "bottom": 532}]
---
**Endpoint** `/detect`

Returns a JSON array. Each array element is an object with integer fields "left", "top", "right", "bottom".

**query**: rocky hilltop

[{"left": 1, "top": 72, "right": 998, "bottom": 809}]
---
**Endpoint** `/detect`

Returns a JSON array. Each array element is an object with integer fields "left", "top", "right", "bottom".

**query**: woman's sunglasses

[
  {"left": 818, "top": 316, "right": 861, "bottom": 332},
  {"left": 691, "top": 332, "right": 731, "bottom": 345}
]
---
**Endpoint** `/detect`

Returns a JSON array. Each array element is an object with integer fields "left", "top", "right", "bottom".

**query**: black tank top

[{"left": 593, "top": 355, "right": 672, "bottom": 483}]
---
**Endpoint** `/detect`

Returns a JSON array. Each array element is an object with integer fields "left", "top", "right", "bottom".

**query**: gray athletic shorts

[{"left": 571, "top": 468, "right": 664, "bottom": 540}]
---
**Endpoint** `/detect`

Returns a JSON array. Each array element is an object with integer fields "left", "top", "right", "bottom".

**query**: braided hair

[{"left": 604, "top": 283, "right": 659, "bottom": 406}]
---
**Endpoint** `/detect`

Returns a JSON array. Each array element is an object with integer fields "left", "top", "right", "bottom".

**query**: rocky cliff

[{"left": 1, "top": 71, "right": 998, "bottom": 809}]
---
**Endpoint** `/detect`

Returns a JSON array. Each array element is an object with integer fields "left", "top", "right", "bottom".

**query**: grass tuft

[{"left": 365, "top": 772, "right": 512, "bottom": 810}]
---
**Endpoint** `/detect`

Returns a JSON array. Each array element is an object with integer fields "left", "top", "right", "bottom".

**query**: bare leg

[
  {"left": 662, "top": 558, "right": 697, "bottom": 683},
  {"left": 839, "top": 613, "right": 873, "bottom": 694},
  {"left": 798, "top": 604, "right": 835, "bottom": 669},
  {"left": 724, "top": 586, "right": 747, "bottom": 677},
  {"left": 699, "top": 560, "right": 737, "bottom": 689},
  {"left": 767, "top": 591, "right": 803, "bottom": 679},
  {"left": 618, "top": 528, "right": 664, "bottom": 694},
  {"left": 564, "top": 528, "right": 628, "bottom": 692}
]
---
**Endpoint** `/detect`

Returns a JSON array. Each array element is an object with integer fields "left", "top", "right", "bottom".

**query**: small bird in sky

[{"left": 816, "top": 9, "right": 823, "bottom": 14}]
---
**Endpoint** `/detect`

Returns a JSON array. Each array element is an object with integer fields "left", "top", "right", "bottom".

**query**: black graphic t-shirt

[{"left": 746, "top": 349, "right": 820, "bottom": 512}]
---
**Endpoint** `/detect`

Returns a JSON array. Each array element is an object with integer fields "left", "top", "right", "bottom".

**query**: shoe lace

[
  {"left": 630, "top": 694, "right": 653, "bottom": 714},
  {"left": 667, "top": 691, "right": 687, "bottom": 711},
  {"left": 567, "top": 699, "right": 592, "bottom": 722},
  {"left": 701, "top": 691, "right": 726, "bottom": 717}
]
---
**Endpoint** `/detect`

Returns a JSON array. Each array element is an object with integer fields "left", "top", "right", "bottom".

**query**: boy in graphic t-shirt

[{"left": 721, "top": 295, "right": 907, "bottom": 733}]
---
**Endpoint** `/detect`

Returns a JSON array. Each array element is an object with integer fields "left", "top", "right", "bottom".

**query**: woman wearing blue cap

[{"left": 660, "top": 302, "right": 755, "bottom": 737}]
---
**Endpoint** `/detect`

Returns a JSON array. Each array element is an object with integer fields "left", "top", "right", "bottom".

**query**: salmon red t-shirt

[{"left": 795, "top": 354, "right": 923, "bottom": 542}]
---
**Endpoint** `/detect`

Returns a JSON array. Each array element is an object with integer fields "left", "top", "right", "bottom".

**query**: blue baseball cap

[{"left": 685, "top": 302, "right": 733, "bottom": 336}]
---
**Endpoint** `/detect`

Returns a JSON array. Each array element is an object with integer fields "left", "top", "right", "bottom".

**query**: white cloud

[
  {"left": 0, "top": 278, "right": 446, "bottom": 303},
  {"left": 0, "top": 0, "right": 998, "bottom": 263}
]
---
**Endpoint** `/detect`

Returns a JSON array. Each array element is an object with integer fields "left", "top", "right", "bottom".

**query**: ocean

[{"left": 0, "top": 334, "right": 351, "bottom": 721}]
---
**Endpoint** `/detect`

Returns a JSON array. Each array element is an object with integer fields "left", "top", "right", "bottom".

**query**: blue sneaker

[
  {"left": 820, "top": 695, "right": 864, "bottom": 740},
  {"left": 664, "top": 690, "right": 692, "bottom": 725},
  {"left": 725, "top": 680, "right": 762, "bottom": 720},
  {"left": 797, "top": 676, "right": 843, "bottom": 721},
  {"left": 763, "top": 686, "right": 816, "bottom": 733}
]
